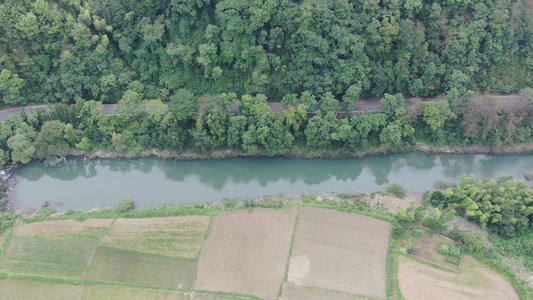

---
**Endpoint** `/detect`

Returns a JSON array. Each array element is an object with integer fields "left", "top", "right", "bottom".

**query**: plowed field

[
  {"left": 194, "top": 207, "right": 298, "bottom": 300},
  {"left": 287, "top": 206, "right": 391, "bottom": 299}
]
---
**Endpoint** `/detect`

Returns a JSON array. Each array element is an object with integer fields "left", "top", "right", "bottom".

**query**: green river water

[{"left": 11, "top": 153, "right": 533, "bottom": 211}]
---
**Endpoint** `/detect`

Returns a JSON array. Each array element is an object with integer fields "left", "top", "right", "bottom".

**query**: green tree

[
  {"left": 34, "top": 120, "right": 70, "bottom": 165},
  {"left": 380, "top": 93, "right": 404, "bottom": 115},
  {"left": 169, "top": 89, "right": 198, "bottom": 122},
  {"left": 8, "top": 130, "right": 36, "bottom": 164},
  {"left": 422, "top": 100, "right": 457, "bottom": 131}
]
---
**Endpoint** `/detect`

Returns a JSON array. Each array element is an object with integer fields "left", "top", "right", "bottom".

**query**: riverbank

[{"left": 65, "top": 141, "right": 533, "bottom": 161}]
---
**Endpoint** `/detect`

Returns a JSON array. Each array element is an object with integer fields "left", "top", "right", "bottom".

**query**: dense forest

[{"left": 1, "top": 0, "right": 533, "bottom": 106}]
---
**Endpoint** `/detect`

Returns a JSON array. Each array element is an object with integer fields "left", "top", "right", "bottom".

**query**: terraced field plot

[
  {"left": 85, "top": 246, "right": 196, "bottom": 289},
  {"left": 12, "top": 219, "right": 113, "bottom": 239},
  {"left": 100, "top": 216, "right": 210, "bottom": 258},
  {"left": 0, "top": 238, "right": 94, "bottom": 278},
  {"left": 287, "top": 206, "right": 391, "bottom": 299},
  {"left": 195, "top": 207, "right": 298, "bottom": 300},
  {"left": 81, "top": 285, "right": 253, "bottom": 300},
  {"left": 280, "top": 282, "right": 367, "bottom": 300},
  {"left": 398, "top": 254, "right": 520, "bottom": 300},
  {"left": 0, "top": 279, "right": 84, "bottom": 300}
]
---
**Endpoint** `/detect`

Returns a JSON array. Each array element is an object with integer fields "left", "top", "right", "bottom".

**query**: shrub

[
  {"left": 430, "top": 191, "right": 447, "bottom": 207},
  {"left": 387, "top": 183, "right": 406, "bottom": 198},
  {"left": 302, "top": 193, "right": 316, "bottom": 203},
  {"left": 243, "top": 198, "right": 257, "bottom": 207},
  {"left": 221, "top": 197, "right": 236, "bottom": 208},
  {"left": 439, "top": 243, "right": 450, "bottom": 255},
  {"left": 117, "top": 195, "right": 135, "bottom": 213},
  {"left": 525, "top": 240, "right": 533, "bottom": 255},
  {"left": 40, "top": 208, "right": 55, "bottom": 217},
  {"left": 448, "top": 228, "right": 464, "bottom": 243},
  {"left": 433, "top": 179, "right": 449, "bottom": 190},
  {"left": 524, "top": 171, "right": 533, "bottom": 181},
  {"left": 445, "top": 255, "right": 461, "bottom": 265},
  {"left": 463, "top": 231, "right": 484, "bottom": 253},
  {"left": 410, "top": 230, "right": 422, "bottom": 240}
]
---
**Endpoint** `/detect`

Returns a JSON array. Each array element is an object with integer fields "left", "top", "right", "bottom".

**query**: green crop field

[
  {"left": 0, "top": 238, "right": 94, "bottom": 278},
  {"left": 85, "top": 246, "right": 196, "bottom": 289}
]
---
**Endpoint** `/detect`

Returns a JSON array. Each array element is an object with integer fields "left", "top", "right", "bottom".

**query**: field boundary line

[
  {"left": 10, "top": 235, "right": 97, "bottom": 242},
  {"left": 90, "top": 244, "right": 198, "bottom": 261},
  {"left": 278, "top": 205, "right": 300, "bottom": 298},
  {"left": 399, "top": 252, "right": 460, "bottom": 273},
  {"left": 83, "top": 218, "right": 117, "bottom": 280},
  {"left": 284, "top": 282, "right": 382, "bottom": 300},
  {"left": 192, "top": 215, "right": 213, "bottom": 287}
]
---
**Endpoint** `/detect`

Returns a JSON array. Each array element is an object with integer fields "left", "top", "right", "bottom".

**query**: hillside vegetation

[{"left": 1, "top": 0, "right": 532, "bottom": 106}]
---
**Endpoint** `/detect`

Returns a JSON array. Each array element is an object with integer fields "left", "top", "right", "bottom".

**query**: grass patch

[
  {"left": 0, "top": 238, "right": 94, "bottom": 278},
  {"left": 0, "top": 278, "right": 84, "bottom": 300},
  {"left": 85, "top": 246, "right": 196, "bottom": 289}
]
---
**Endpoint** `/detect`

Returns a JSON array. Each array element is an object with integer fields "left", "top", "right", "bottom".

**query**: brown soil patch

[
  {"left": 368, "top": 192, "right": 423, "bottom": 215},
  {"left": 0, "top": 279, "right": 84, "bottom": 300},
  {"left": 398, "top": 255, "right": 520, "bottom": 300},
  {"left": 287, "top": 206, "right": 391, "bottom": 299},
  {"left": 12, "top": 219, "right": 113, "bottom": 239},
  {"left": 281, "top": 282, "right": 366, "bottom": 300},
  {"left": 194, "top": 207, "right": 298, "bottom": 300},
  {"left": 100, "top": 216, "right": 210, "bottom": 258}
]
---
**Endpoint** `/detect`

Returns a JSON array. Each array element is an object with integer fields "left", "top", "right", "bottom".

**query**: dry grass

[
  {"left": 287, "top": 206, "right": 391, "bottom": 299},
  {"left": 280, "top": 282, "right": 367, "bottom": 300},
  {"left": 100, "top": 216, "right": 210, "bottom": 258},
  {"left": 0, "top": 238, "right": 94, "bottom": 278},
  {"left": 398, "top": 255, "right": 520, "bottom": 300},
  {"left": 12, "top": 219, "right": 113, "bottom": 239},
  {"left": 85, "top": 246, "right": 196, "bottom": 289},
  {"left": 0, "top": 279, "right": 84, "bottom": 300},
  {"left": 81, "top": 285, "right": 252, "bottom": 300},
  {"left": 194, "top": 207, "right": 298, "bottom": 300}
]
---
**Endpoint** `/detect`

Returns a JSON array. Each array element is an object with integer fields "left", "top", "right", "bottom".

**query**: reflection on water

[{"left": 12, "top": 153, "right": 533, "bottom": 211}]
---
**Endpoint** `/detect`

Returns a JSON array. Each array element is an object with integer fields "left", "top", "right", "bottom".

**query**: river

[{"left": 11, "top": 153, "right": 533, "bottom": 211}]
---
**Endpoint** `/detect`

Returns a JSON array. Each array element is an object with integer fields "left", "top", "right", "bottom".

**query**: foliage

[
  {"left": 463, "top": 231, "right": 485, "bottom": 253},
  {"left": 438, "top": 243, "right": 450, "bottom": 255},
  {"left": 445, "top": 255, "right": 461, "bottom": 265},
  {"left": 387, "top": 183, "right": 406, "bottom": 198},
  {"left": 116, "top": 195, "right": 135, "bottom": 213},
  {"left": 445, "top": 174, "right": 533, "bottom": 237}
]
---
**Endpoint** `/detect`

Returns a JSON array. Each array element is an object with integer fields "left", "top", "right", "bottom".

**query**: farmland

[
  {"left": 398, "top": 254, "right": 520, "bottom": 300},
  {"left": 99, "top": 216, "right": 210, "bottom": 258},
  {"left": 0, "top": 204, "right": 525, "bottom": 300},
  {"left": 0, "top": 238, "right": 94, "bottom": 278},
  {"left": 287, "top": 206, "right": 392, "bottom": 299},
  {"left": 85, "top": 246, "right": 197, "bottom": 288},
  {"left": 194, "top": 207, "right": 298, "bottom": 300},
  {"left": 0, "top": 279, "right": 84, "bottom": 300}
]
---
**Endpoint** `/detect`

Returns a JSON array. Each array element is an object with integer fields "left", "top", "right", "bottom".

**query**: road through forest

[{"left": 0, "top": 94, "right": 524, "bottom": 122}]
